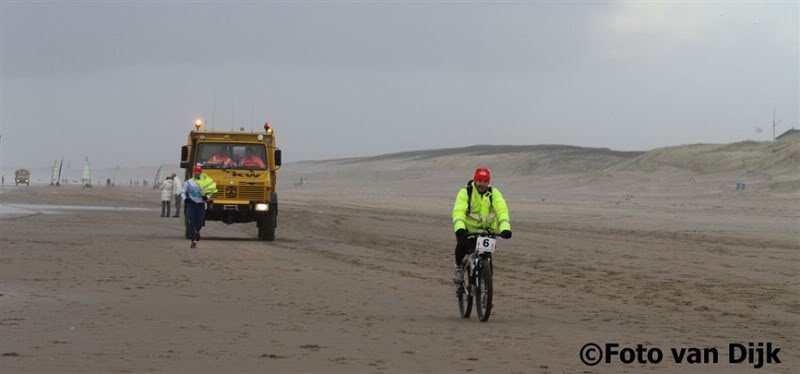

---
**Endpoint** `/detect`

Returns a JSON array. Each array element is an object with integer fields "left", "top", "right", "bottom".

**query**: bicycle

[{"left": 456, "top": 230, "right": 501, "bottom": 322}]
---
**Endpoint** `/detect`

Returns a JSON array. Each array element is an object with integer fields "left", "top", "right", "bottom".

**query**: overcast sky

[{"left": 1, "top": 1, "right": 798, "bottom": 168}]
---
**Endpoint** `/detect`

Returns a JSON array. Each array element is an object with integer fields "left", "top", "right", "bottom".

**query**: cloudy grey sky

[{"left": 1, "top": 1, "right": 798, "bottom": 168}]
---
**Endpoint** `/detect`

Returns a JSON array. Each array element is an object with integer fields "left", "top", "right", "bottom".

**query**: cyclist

[{"left": 451, "top": 167, "right": 512, "bottom": 282}]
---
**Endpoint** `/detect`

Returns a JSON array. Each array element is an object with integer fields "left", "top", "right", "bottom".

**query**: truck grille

[
  {"left": 239, "top": 184, "right": 266, "bottom": 201},
  {"left": 212, "top": 183, "right": 266, "bottom": 201}
]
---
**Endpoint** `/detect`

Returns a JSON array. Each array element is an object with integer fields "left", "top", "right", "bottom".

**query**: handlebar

[
  {"left": 466, "top": 230, "right": 497, "bottom": 239},
  {"left": 465, "top": 230, "right": 513, "bottom": 240}
]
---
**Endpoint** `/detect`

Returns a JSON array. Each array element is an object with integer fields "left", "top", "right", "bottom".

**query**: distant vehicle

[
  {"left": 15, "top": 169, "right": 31, "bottom": 186},
  {"left": 180, "top": 120, "right": 282, "bottom": 241}
]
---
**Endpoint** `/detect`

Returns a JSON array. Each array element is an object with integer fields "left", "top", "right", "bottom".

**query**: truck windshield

[{"left": 196, "top": 143, "right": 267, "bottom": 170}]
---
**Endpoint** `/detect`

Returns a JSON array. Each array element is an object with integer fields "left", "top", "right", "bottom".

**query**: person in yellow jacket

[
  {"left": 451, "top": 167, "right": 511, "bottom": 282},
  {"left": 181, "top": 163, "right": 218, "bottom": 248}
]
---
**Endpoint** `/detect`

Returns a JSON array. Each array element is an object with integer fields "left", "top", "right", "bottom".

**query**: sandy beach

[{"left": 1, "top": 158, "right": 797, "bottom": 374}]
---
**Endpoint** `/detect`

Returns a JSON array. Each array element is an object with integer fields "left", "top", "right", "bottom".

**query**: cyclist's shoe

[{"left": 453, "top": 266, "right": 462, "bottom": 284}]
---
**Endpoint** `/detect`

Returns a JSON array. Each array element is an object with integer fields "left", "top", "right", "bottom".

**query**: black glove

[
  {"left": 500, "top": 230, "right": 512, "bottom": 239},
  {"left": 455, "top": 228, "right": 468, "bottom": 240},
  {"left": 202, "top": 195, "right": 208, "bottom": 202}
]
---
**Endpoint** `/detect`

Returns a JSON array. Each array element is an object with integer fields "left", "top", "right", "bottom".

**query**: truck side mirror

[
  {"left": 180, "top": 146, "right": 189, "bottom": 168},
  {"left": 274, "top": 149, "right": 282, "bottom": 167}
]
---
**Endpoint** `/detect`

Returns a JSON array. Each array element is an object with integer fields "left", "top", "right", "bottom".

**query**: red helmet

[
  {"left": 192, "top": 163, "right": 203, "bottom": 173},
  {"left": 473, "top": 167, "right": 491, "bottom": 182}
]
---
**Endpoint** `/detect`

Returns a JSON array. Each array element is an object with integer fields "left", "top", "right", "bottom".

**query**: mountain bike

[{"left": 457, "top": 230, "right": 499, "bottom": 322}]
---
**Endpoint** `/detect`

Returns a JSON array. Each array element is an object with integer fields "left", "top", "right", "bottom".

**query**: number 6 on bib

[{"left": 476, "top": 236, "right": 496, "bottom": 253}]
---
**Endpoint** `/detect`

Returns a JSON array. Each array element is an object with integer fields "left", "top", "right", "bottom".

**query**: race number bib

[{"left": 475, "top": 236, "right": 496, "bottom": 253}]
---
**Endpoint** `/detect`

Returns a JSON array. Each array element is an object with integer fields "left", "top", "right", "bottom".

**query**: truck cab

[
  {"left": 15, "top": 169, "right": 30, "bottom": 186},
  {"left": 180, "top": 120, "right": 282, "bottom": 241}
]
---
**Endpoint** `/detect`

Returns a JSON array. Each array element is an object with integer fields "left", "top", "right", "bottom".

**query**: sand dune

[
  {"left": 289, "top": 144, "right": 642, "bottom": 178},
  {"left": 285, "top": 136, "right": 800, "bottom": 197},
  {"left": 609, "top": 136, "right": 799, "bottom": 177},
  {"left": 289, "top": 136, "right": 799, "bottom": 178}
]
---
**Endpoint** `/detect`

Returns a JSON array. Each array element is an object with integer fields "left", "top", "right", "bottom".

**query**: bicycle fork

[
  {"left": 458, "top": 253, "right": 491, "bottom": 296},
  {"left": 471, "top": 254, "right": 491, "bottom": 283}
]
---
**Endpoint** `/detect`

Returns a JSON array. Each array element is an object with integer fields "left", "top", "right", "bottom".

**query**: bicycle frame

[{"left": 459, "top": 231, "right": 495, "bottom": 285}]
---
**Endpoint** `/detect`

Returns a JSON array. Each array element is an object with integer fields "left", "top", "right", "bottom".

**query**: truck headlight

[{"left": 255, "top": 203, "right": 269, "bottom": 211}]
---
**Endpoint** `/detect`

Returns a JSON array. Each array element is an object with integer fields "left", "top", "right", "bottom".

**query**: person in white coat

[
  {"left": 160, "top": 176, "right": 174, "bottom": 217},
  {"left": 171, "top": 173, "right": 183, "bottom": 218}
]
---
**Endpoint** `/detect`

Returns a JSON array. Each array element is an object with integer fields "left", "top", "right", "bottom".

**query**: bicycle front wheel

[
  {"left": 475, "top": 260, "right": 493, "bottom": 322},
  {"left": 457, "top": 265, "right": 472, "bottom": 318}
]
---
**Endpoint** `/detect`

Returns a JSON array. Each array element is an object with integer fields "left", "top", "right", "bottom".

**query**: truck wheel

[
  {"left": 257, "top": 206, "right": 276, "bottom": 241},
  {"left": 270, "top": 192, "right": 278, "bottom": 228}
]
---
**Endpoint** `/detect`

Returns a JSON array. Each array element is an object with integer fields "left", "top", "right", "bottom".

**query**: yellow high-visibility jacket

[
  {"left": 451, "top": 181, "right": 511, "bottom": 233},
  {"left": 195, "top": 173, "right": 218, "bottom": 196}
]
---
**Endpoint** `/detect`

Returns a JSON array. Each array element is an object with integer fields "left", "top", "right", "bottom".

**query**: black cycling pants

[{"left": 454, "top": 234, "right": 477, "bottom": 266}]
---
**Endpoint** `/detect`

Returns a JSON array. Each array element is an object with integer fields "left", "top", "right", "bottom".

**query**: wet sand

[{"left": 0, "top": 184, "right": 798, "bottom": 373}]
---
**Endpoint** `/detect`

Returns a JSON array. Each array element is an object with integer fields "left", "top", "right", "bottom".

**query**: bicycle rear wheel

[{"left": 475, "top": 260, "right": 493, "bottom": 322}]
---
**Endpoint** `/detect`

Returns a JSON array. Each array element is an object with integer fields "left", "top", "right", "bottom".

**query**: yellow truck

[
  {"left": 15, "top": 169, "right": 31, "bottom": 186},
  {"left": 179, "top": 120, "right": 282, "bottom": 241}
]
